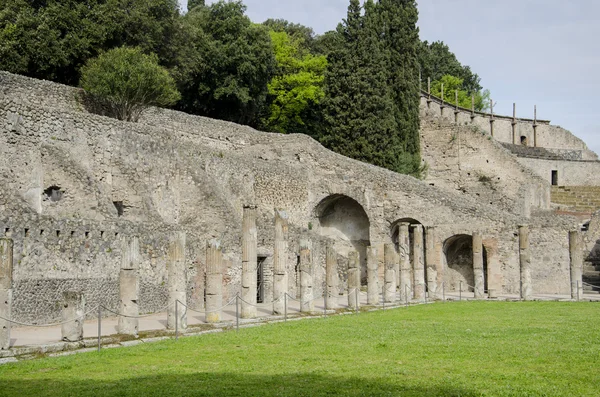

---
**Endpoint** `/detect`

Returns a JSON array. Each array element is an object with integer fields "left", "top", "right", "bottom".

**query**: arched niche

[
  {"left": 443, "top": 234, "right": 488, "bottom": 292},
  {"left": 316, "top": 195, "right": 370, "bottom": 281}
]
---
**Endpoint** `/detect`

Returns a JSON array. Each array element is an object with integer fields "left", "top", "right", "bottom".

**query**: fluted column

[
  {"left": 167, "top": 231, "right": 187, "bottom": 329},
  {"left": 519, "top": 225, "right": 532, "bottom": 300},
  {"left": 412, "top": 225, "right": 425, "bottom": 301},
  {"left": 398, "top": 223, "right": 412, "bottom": 302},
  {"left": 326, "top": 244, "right": 339, "bottom": 310},
  {"left": 273, "top": 210, "right": 288, "bottom": 314},
  {"left": 118, "top": 236, "right": 139, "bottom": 336},
  {"left": 241, "top": 205, "right": 258, "bottom": 318},
  {"left": 299, "top": 238, "right": 314, "bottom": 313},
  {"left": 205, "top": 239, "right": 223, "bottom": 323},
  {"left": 472, "top": 232, "right": 485, "bottom": 299}
]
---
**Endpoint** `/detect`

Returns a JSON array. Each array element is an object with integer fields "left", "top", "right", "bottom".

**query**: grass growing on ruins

[{"left": 1, "top": 301, "right": 599, "bottom": 397}]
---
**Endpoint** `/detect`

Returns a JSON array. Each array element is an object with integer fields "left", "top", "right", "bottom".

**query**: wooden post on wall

[{"left": 533, "top": 105, "right": 538, "bottom": 147}]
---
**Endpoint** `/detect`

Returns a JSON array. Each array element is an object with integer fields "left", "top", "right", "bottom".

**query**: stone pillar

[
  {"left": 205, "top": 239, "right": 223, "bottom": 323},
  {"left": 118, "top": 237, "right": 139, "bottom": 336},
  {"left": 569, "top": 231, "right": 583, "bottom": 300},
  {"left": 425, "top": 227, "right": 438, "bottom": 299},
  {"left": 61, "top": 291, "right": 85, "bottom": 342},
  {"left": 273, "top": 210, "right": 288, "bottom": 315},
  {"left": 167, "top": 231, "right": 187, "bottom": 330},
  {"left": 472, "top": 232, "right": 485, "bottom": 299},
  {"left": 347, "top": 251, "right": 360, "bottom": 310},
  {"left": 0, "top": 238, "right": 13, "bottom": 350},
  {"left": 241, "top": 205, "right": 258, "bottom": 319},
  {"left": 326, "top": 244, "right": 339, "bottom": 310},
  {"left": 398, "top": 223, "right": 412, "bottom": 302},
  {"left": 384, "top": 244, "right": 397, "bottom": 303},
  {"left": 366, "top": 246, "right": 379, "bottom": 305},
  {"left": 299, "top": 238, "right": 314, "bottom": 313},
  {"left": 412, "top": 225, "right": 425, "bottom": 301},
  {"left": 519, "top": 225, "right": 533, "bottom": 301}
]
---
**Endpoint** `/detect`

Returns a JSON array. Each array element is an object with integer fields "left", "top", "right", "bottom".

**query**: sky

[{"left": 179, "top": 0, "right": 600, "bottom": 154}]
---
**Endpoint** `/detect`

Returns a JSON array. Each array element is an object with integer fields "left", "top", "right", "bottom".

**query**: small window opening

[
  {"left": 70, "top": 231, "right": 75, "bottom": 237},
  {"left": 257, "top": 256, "right": 267, "bottom": 303},
  {"left": 24, "top": 228, "right": 29, "bottom": 237},
  {"left": 551, "top": 170, "right": 558, "bottom": 186},
  {"left": 56, "top": 230, "right": 60, "bottom": 238},
  {"left": 100, "top": 231, "right": 105, "bottom": 238},
  {"left": 115, "top": 232, "right": 120, "bottom": 237},
  {"left": 4, "top": 228, "right": 9, "bottom": 235},
  {"left": 40, "top": 229, "right": 45, "bottom": 236},
  {"left": 44, "top": 186, "right": 64, "bottom": 202},
  {"left": 520, "top": 136, "right": 528, "bottom": 146},
  {"left": 113, "top": 201, "right": 124, "bottom": 217},
  {"left": 85, "top": 231, "right": 90, "bottom": 238}
]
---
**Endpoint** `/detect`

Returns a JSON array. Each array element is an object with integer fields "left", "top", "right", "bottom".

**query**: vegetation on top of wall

[{"left": 0, "top": 0, "right": 485, "bottom": 178}]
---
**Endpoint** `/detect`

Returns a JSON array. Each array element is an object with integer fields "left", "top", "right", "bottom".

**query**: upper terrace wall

[
  {"left": 0, "top": 72, "right": 581, "bottom": 322},
  {"left": 420, "top": 94, "right": 597, "bottom": 160}
]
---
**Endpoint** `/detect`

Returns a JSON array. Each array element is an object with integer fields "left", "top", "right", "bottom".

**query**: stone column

[
  {"left": 569, "top": 230, "right": 583, "bottom": 300},
  {"left": 0, "top": 238, "right": 13, "bottom": 350},
  {"left": 384, "top": 244, "right": 397, "bottom": 303},
  {"left": 118, "top": 236, "right": 139, "bottom": 336},
  {"left": 241, "top": 205, "right": 258, "bottom": 319},
  {"left": 366, "top": 246, "right": 379, "bottom": 305},
  {"left": 326, "top": 244, "right": 339, "bottom": 310},
  {"left": 472, "top": 232, "right": 485, "bottom": 299},
  {"left": 519, "top": 225, "right": 533, "bottom": 301},
  {"left": 273, "top": 210, "right": 288, "bottom": 315},
  {"left": 61, "top": 291, "right": 85, "bottom": 342},
  {"left": 398, "top": 223, "right": 411, "bottom": 302},
  {"left": 167, "top": 231, "right": 187, "bottom": 330},
  {"left": 205, "top": 239, "right": 223, "bottom": 323},
  {"left": 299, "top": 238, "right": 314, "bottom": 313},
  {"left": 412, "top": 225, "right": 425, "bottom": 301},
  {"left": 347, "top": 251, "right": 360, "bottom": 310},
  {"left": 425, "top": 227, "right": 438, "bottom": 299}
]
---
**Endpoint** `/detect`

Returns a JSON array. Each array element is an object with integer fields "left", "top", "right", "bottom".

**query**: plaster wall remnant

[
  {"left": 61, "top": 291, "right": 85, "bottom": 342},
  {"left": 118, "top": 236, "right": 139, "bottom": 336},
  {"left": 384, "top": 243, "right": 397, "bottom": 303},
  {"left": 167, "top": 231, "right": 187, "bottom": 329},
  {"left": 0, "top": 238, "right": 13, "bottom": 349},
  {"left": 299, "top": 238, "right": 314, "bottom": 313},
  {"left": 519, "top": 225, "right": 533, "bottom": 301},
  {"left": 273, "top": 209, "right": 288, "bottom": 315},
  {"left": 366, "top": 246, "right": 379, "bottom": 305},
  {"left": 0, "top": 71, "right": 594, "bottom": 323},
  {"left": 241, "top": 205, "right": 258, "bottom": 318},
  {"left": 472, "top": 232, "right": 485, "bottom": 299},
  {"left": 205, "top": 239, "right": 223, "bottom": 323},
  {"left": 325, "top": 243, "right": 339, "bottom": 309},
  {"left": 398, "top": 223, "right": 411, "bottom": 302},
  {"left": 569, "top": 231, "right": 583, "bottom": 300},
  {"left": 347, "top": 251, "right": 360, "bottom": 310},
  {"left": 412, "top": 225, "right": 425, "bottom": 301}
]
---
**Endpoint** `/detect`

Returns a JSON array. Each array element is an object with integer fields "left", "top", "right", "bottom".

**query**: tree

[
  {"left": 431, "top": 75, "right": 490, "bottom": 111},
  {"left": 262, "top": 30, "right": 327, "bottom": 134},
  {"left": 80, "top": 47, "right": 181, "bottom": 122},
  {"left": 187, "top": 0, "right": 205, "bottom": 11},
  {"left": 178, "top": 1, "right": 276, "bottom": 126},
  {"left": 263, "top": 19, "right": 315, "bottom": 52}
]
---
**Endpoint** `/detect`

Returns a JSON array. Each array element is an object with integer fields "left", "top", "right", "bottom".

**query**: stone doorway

[{"left": 443, "top": 234, "right": 488, "bottom": 292}]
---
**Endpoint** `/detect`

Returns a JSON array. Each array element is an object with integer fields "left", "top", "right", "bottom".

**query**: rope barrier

[
  {"left": 583, "top": 281, "right": 600, "bottom": 289},
  {"left": 0, "top": 305, "right": 100, "bottom": 327},
  {"left": 176, "top": 297, "right": 238, "bottom": 315},
  {"left": 101, "top": 301, "right": 175, "bottom": 319}
]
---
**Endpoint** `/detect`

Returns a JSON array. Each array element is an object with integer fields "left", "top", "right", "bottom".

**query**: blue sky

[{"left": 179, "top": 0, "right": 600, "bottom": 154}]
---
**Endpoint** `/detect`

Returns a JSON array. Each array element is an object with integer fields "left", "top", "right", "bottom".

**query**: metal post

[
  {"left": 97, "top": 306, "right": 102, "bottom": 352},
  {"left": 577, "top": 281, "right": 581, "bottom": 302},
  {"left": 459, "top": 281, "right": 462, "bottom": 301},
  {"left": 424, "top": 283, "right": 427, "bottom": 303},
  {"left": 284, "top": 293, "right": 287, "bottom": 322},
  {"left": 355, "top": 288, "right": 359, "bottom": 314},
  {"left": 175, "top": 300, "right": 178, "bottom": 341},
  {"left": 382, "top": 285, "right": 385, "bottom": 310},
  {"left": 235, "top": 294, "right": 239, "bottom": 332},
  {"left": 442, "top": 282, "right": 445, "bottom": 302},
  {"left": 405, "top": 285, "right": 409, "bottom": 307},
  {"left": 324, "top": 289, "right": 327, "bottom": 317}
]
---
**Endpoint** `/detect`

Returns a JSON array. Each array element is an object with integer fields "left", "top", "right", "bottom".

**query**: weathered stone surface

[
  {"left": 412, "top": 225, "right": 425, "bottom": 301},
  {"left": 205, "top": 239, "right": 223, "bottom": 323},
  {"left": 167, "top": 232, "right": 187, "bottom": 329},
  {"left": 61, "top": 291, "right": 85, "bottom": 342},
  {"left": 241, "top": 205, "right": 257, "bottom": 319},
  {"left": 347, "top": 251, "right": 360, "bottom": 310},
  {"left": 569, "top": 231, "right": 583, "bottom": 300},
  {"left": 273, "top": 210, "right": 288, "bottom": 315},
  {"left": 384, "top": 244, "right": 396, "bottom": 303},
  {"left": 472, "top": 232, "right": 485, "bottom": 299},
  {"left": 367, "top": 246, "right": 379, "bottom": 305},
  {"left": 118, "top": 237, "right": 139, "bottom": 336},
  {"left": 519, "top": 226, "right": 533, "bottom": 301},
  {"left": 398, "top": 223, "right": 412, "bottom": 302},
  {"left": 0, "top": 289, "right": 11, "bottom": 350},
  {"left": 299, "top": 239, "right": 313, "bottom": 313},
  {"left": 0, "top": 239, "right": 13, "bottom": 290},
  {"left": 425, "top": 227, "right": 438, "bottom": 299},
  {"left": 325, "top": 244, "right": 338, "bottom": 309}
]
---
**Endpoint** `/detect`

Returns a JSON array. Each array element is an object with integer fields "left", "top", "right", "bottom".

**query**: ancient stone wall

[{"left": 0, "top": 72, "right": 582, "bottom": 322}]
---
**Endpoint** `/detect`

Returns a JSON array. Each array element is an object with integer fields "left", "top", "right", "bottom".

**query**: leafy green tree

[
  {"left": 80, "top": 47, "right": 181, "bottom": 122},
  {"left": 431, "top": 75, "right": 490, "bottom": 111},
  {"left": 418, "top": 40, "right": 481, "bottom": 94},
  {"left": 263, "top": 19, "right": 315, "bottom": 52},
  {"left": 187, "top": 0, "right": 205, "bottom": 11},
  {"left": 262, "top": 30, "right": 327, "bottom": 134},
  {"left": 178, "top": 1, "right": 276, "bottom": 126}
]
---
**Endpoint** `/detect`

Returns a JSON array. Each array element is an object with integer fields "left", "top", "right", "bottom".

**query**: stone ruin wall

[{"left": 0, "top": 72, "right": 581, "bottom": 322}]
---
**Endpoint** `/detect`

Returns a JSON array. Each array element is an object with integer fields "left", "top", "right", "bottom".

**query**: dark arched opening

[{"left": 443, "top": 234, "right": 488, "bottom": 292}]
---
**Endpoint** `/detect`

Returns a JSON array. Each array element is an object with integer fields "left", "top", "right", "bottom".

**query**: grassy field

[{"left": 0, "top": 301, "right": 599, "bottom": 396}]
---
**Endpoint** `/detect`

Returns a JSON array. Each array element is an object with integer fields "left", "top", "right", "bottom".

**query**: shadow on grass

[{"left": 1, "top": 372, "right": 480, "bottom": 397}]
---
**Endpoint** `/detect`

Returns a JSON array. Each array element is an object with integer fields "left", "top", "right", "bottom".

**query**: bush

[{"left": 80, "top": 47, "right": 181, "bottom": 122}]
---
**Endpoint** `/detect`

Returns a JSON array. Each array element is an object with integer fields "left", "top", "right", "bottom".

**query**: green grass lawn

[{"left": 1, "top": 301, "right": 599, "bottom": 396}]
